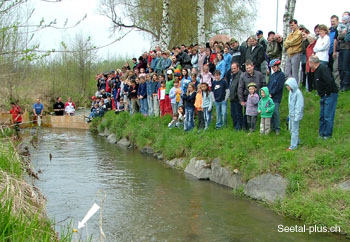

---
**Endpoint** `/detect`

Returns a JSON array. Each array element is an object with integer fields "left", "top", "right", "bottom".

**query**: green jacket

[{"left": 258, "top": 87, "right": 275, "bottom": 118}]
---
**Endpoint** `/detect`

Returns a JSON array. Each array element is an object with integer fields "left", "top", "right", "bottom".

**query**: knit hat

[
  {"left": 247, "top": 82, "right": 257, "bottom": 88},
  {"left": 269, "top": 59, "right": 281, "bottom": 67},
  {"left": 342, "top": 15, "right": 350, "bottom": 23}
]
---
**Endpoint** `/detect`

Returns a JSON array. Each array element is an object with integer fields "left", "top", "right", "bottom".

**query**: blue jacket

[
  {"left": 152, "top": 81, "right": 160, "bottom": 94},
  {"left": 150, "top": 58, "right": 158, "bottom": 70},
  {"left": 329, "top": 27, "right": 337, "bottom": 55},
  {"left": 169, "top": 87, "right": 182, "bottom": 104},
  {"left": 216, "top": 60, "right": 226, "bottom": 79},
  {"left": 285, "top": 78, "right": 304, "bottom": 121},
  {"left": 181, "top": 77, "right": 192, "bottom": 95},
  {"left": 162, "top": 58, "right": 172, "bottom": 71},
  {"left": 223, "top": 53, "right": 232, "bottom": 72},
  {"left": 137, "top": 82, "right": 147, "bottom": 98},
  {"left": 268, "top": 70, "right": 285, "bottom": 104},
  {"left": 146, "top": 80, "right": 153, "bottom": 95}
]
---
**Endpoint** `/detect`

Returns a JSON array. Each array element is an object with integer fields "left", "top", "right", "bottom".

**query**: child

[
  {"left": 152, "top": 74, "right": 160, "bottom": 116},
  {"left": 128, "top": 79, "right": 139, "bottom": 114},
  {"left": 245, "top": 82, "right": 260, "bottom": 132},
  {"left": 194, "top": 84, "right": 204, "bottom": 129},
  {"left": 258, "top": 87, "right": 275, "bottom": 134},
  {"left": 201, "top": 82, "right": 213, "bottom": 129},
  {"left": 146, "top": 74, "right": 153, "bottom": 115},
  {"left": 191, "top": 73, "right": 199, "bottom": 91},
  {"left": 168, "top": 114, "right": 179, "bottom": 128},
  {"left": 182, "top": 83, "right": 196, "bottom": 131},
  {"left": 64, "top": 97, "right": 76, "bottom": 116},
  {"left": 285, "top": 77, "right": 304, "bottom": 150},
  {"left": 169, "top": 78, "right": 182, "bottom": 116},
  {"left": 137, "top": 76, "right": 148, "bottom": 116},
  {"left": 177, "top": 106, "right": 185, "bottom": 128},
  {"left": 200, "top": 65, "right": 213, "bottom": 90},
  {"left": 158, "top": 81, "right": 166, "bottom": 116}
]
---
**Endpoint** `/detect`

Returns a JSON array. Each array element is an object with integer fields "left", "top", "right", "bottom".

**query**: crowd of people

[
  {"left": 7, "top": 12, "right": 344, "bottom": 151},
  {"left": 90, "top": 11, "right": 350, "bottom": 150}
]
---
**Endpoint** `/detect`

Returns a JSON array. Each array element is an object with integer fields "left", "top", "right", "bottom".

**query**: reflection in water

[{"left": 31, "top": 129, "right": 345, "bottom": 242}]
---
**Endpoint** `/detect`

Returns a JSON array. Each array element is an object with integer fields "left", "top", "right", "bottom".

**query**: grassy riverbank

[
  {"left": 91, "top": 91, "right": 350, "bottom": 234},
  {"left": 0, "top": 130, "right": 72, "bottom": 241}
]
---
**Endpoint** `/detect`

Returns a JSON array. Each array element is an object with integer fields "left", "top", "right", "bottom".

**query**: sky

[{"left": 30, "top": 0, "right": 348, "bottom": 59}]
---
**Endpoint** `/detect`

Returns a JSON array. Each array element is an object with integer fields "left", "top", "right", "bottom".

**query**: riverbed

[{"left": 31, "top": 128, "right": 345, "bottom": 241}]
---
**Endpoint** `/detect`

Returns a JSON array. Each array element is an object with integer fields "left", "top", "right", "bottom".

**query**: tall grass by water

[{"left": 0, "top": 131, "right": 73, "bottom": 241}]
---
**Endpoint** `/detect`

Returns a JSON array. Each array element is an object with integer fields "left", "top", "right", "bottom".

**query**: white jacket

[{"left": 313, "top": 35, "right": 330, "bottom": 62}]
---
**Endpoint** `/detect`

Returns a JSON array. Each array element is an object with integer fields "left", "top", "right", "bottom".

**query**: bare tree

[
  {"left": 197, "top": 0, "right": 205, "bottom": 47},
  {"left": 159, "top": 0, "right": 170, "bottom": 50}
]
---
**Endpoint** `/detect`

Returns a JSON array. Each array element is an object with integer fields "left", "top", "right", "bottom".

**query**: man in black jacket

[
  {"left": 245, "top": 35, "right": 265, "bottom": 72},
  {"left": 309, "top": 55, "right": 338, "bottom": 139},
  {"left": 227, "top": 63, "right": 243, "bottom": 130}
]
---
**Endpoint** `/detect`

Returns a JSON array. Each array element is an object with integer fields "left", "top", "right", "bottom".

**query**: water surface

[{"left": 31, "top": 129, "right": 345, "bottom": 241}]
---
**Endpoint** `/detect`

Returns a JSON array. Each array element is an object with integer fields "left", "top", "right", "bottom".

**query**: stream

[{"left": 31, "top": 128, "right": 345, "bottom": 242}]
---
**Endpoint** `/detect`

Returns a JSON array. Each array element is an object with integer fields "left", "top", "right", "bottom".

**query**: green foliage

[
  {"left": 278, "top": 189, "right": 350, "bottom": 233},
  {"left": 100, "top": 0, "right": 255, "bottom": 48},
  {"left": 0, "top": 193, "right": 73, "bottom": 242},
  {"left": 0, "top": 143, "right": 22, "bottom": 178}
]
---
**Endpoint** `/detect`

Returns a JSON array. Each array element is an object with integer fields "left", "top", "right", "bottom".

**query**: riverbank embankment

[{"left": 91, "top": 91, "right": 350, "bottom": 235}]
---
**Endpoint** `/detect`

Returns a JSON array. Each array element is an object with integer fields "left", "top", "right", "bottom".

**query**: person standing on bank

[
  {"left": 33, "top": 98, "right": 44, "bottom": 125},
  {"left": 53, "top": 97, "right": 65, "bottom": 116},
  {"left": 309, "top": 55, "right": 339, "bottom": 140},
  {"left": 267, "top": 59, "right": 285, "bottom": 135},
  {"left": 227, "top": 62, "right": 243, "bottom": 130},
  {"left": 284, "top": 19, "right": 303, "bottom": 84}
]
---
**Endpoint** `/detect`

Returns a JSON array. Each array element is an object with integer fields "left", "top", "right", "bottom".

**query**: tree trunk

[
  {"left": 159, "top": 0, "right": 170, "bottom": 51},
  {"left": 197, "top": 0, "right": 205, "bottom": 47},
  {"left": 281, "top": 0, "right": 297, "bottom": 72}
]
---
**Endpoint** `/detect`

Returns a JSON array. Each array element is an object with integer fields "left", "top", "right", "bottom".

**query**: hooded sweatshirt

[
  {"left": 257, "top": 87, "right": 275, "bottom": 118},
  {"left": 285, "top": 78, "right": 304, "bottom": 122}
]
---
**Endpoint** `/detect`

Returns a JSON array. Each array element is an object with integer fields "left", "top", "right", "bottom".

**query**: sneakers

[{"left": 275, "top": 130, "right": 280, "bottom": 135}]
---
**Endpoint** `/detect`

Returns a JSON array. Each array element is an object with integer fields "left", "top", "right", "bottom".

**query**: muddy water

[{"left": 31, "top": 129, "right": 345, "bottom": 241}]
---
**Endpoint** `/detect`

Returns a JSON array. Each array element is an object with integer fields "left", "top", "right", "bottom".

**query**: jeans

[
  {"left": 184, "top": 107, "right": 195, "bottom": 131},
  {"left": 319, "top": 93, "right": 338, "bottom": 138},
  {"left": 171, "top": 103, "right": 179, "bottom": 116},
  {"left": 203, "top": 107, "right": 212, "bottom": 130},
  {"left": 271, "top": 102, "right": 280, "bottom": 131},
  {"left": 285, "top": 52, "right": 302, "bottom": 84},
  {"left": 247, "top": 115, "right": 257, "bottom": 132},
  {"left": 230, "top": 100, "right": 243, "bottom": 130},
  {"left": 147, "top": 95, "right": 153, "bottom": 115},
  {"left": 215, "top": 100, "right": 227, "bottom": 128},
  {"left": 289, "top": 119, "right": 300, "bottom": 150},
  {"left": 140, "top": 98, "right": 148, "bottom": 115},
  {"left": 153, "top": 95, "right": 159, "bottom": 116},
  {"left": 339, "top": 49, "right": 350, "bottom": 90}
]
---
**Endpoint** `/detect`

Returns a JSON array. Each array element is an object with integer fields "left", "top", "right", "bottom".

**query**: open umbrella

[{"left": 209, "top": 34, "right": 231, "bottom": 45}]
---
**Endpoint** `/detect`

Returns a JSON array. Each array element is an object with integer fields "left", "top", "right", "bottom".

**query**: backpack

[{"left": 345, "top": 26, "right": 350, "bottom": 42}]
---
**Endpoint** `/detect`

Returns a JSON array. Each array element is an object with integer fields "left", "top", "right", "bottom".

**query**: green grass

[
  {"left": 92, "top": 90, "right": 350, "bottom": 234},
  {"left": 0, "top": 193, "right": 72, "bottom": 242}
]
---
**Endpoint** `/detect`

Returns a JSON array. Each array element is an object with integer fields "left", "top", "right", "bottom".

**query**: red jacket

[
  {"left": 306, "top": 41, "right": 316, "bottom": 73},
  {"left": 10, "top": 105, "right": 22, "bottom": 123}
]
